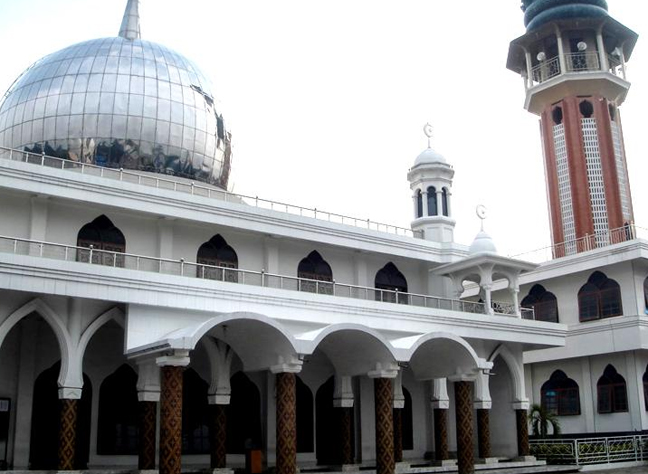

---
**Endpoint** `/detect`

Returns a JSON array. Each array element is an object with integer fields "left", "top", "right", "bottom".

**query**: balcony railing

[
  {"left": 511, "top": 224, "right": 648, "bottom": 263},
  {"left": 530, "top": 435, "right": 648, "bottom": 466},
  {"left": 0, "top": 146, "right": 420, "bottom": 239},
  {"left": 530, "top": 52, "right": 624, "bottom": 85},
  {"left": 0, "top": 235, "right": 534, "bottom": 319}
]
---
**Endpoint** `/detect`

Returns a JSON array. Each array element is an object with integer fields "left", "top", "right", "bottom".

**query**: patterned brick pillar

[
  {"left": 340, "top": 407, "right": 354, "bottom": 465},
  {"left": 160, "top": 366, "right": 184, "bottom": 474},
  {"left": 433, "top": 409, "right": 448, "bottom": 461},
  {"left": 454, "top": 382, "right": 474, "bottom": 474},
  {"left": 58, "top": 398, "right": 78, "bottom": 470},
  {"left": 516, "top": 409, "right": 530, "bottom": 457},
  {"left": 210, "top": 404, "right": 227, "bottom": 469},
  {"left": 393, "top": 408, "right": 403, "bottom": 463},
  {"left": 138, "top": 401, "right": 157, "bottom": 470},
  {"left": 476, "top": 409, "right": 491, "bottom": 459},
  {"left": 276, "top": 373, "right": 297, "bottom": 474},
  {"left": 374, "top": 378, "right": 395, "bottom": 474}
]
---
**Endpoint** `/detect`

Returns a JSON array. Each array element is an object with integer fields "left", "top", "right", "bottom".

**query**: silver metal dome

[{"left": 0, "top": 34, "right": 232, "bottom": 188}]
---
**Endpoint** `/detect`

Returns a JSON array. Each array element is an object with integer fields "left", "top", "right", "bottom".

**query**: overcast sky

[{"left": 0, "top": 0, "right": 646, "bottom": 258}]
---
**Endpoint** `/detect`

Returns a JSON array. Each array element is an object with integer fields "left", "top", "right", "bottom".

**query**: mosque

[{"left": 0, "top": 1, "right": 643, "bottom": 474}]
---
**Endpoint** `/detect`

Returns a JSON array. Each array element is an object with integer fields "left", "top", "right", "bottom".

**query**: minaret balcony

[{"left": 529, "top": 52, "right": 624, "bottom": 86}]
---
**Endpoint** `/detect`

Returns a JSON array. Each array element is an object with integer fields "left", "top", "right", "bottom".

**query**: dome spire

[{"left": 119, "top": 0, "right": 141, "bottom": 40}]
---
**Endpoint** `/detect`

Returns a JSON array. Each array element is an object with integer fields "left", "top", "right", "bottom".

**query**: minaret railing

[{"left": 530, "top": 52, "right": 623, "bottom": 86}]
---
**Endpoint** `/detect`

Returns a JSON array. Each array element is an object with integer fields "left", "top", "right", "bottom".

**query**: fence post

[
  {"left": 574, "top": 440, "right": 579, "bottom": 466},
  {"left": 332, "top": 279, "right": 336, "bottom": 296},
  {"left": 180, "top": 258, "right": 185, "bottom": 276},
  {"left": 89, "top": 245, "right": 94, "bottom": 264},
  {"left": 261, "top": 269, "right": 265, "bottom": 287}
]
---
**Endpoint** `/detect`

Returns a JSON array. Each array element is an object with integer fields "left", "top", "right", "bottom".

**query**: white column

[
  {"left": 436, "top": 190, "right": 443, "bottom": 216},
  {"left": 483, "top": 284, "right": 493, "bottom": 315},
  {"left": 412, "top": 194, "right": 419, "bottom": 218},
  {"left": 524, "top": 50, "right": 534, "bottom": 88},
  {"left": 596, "top": 29, "right": 609, "bottom": 71},
  {"left": 157, "top": 217, "right": 175, "bottom": 259},
  {"left": 445, "top": 191, "right": 452, "bottom": 217},
  {"left": 555, "top": 28, "right": 567, "bottom": 74},
  {"left": 510, "top": 286, "right": 521, "bottom": 317},
  {"left": 422, "top": 191, "right": 429, "bottom": 217}
]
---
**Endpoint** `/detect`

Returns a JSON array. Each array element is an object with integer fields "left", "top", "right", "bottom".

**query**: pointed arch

[
  {"left": 375, "top": 262, "right": 408, "bottom": 304},
  {"left": 77, "top": 306, "right": 125, "bottom": 368},
  {"left": 426, "top": 186, "right": 437, "bottom": 216},
  {"left": 488, "top": 344, "right": 525, "bottom": 404},
  {"left": 541, "top": 370, "right": 580, "bottom": 416},
  {"left": 597, "top": 364, "right": 628, "bottom": 413},
  {"left": 578, "top": 271, "right": 622, "bottom": 321},
  {"left": 0, "top": 298, "right": 73, "bottom": 388},
  {"left": 298, "top": 251, "right": 333, "bottom": 294},
  {"left": 521, "top": 284, "right": 559, "bottom": 322},
  {"left": 77, "top": 215, "right": 126, "bottom": 266},
  {"left": 197, "top": 234, "right": 238, "bottom": 282}
]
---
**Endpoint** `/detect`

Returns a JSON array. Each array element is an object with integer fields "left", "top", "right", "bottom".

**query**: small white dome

[
  {"left": 469, "top": 230, "right": 498, "bottom": 255},
  {"left": 414, "top": 147, "right": 447, "bottom": 167}
]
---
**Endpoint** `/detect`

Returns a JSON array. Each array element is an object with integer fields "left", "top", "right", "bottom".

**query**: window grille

[
  {"left": 298, "top": 251, "right": 333, "bottom": 295},
  {"left": 553, "top": 124, "right": 576, "bottom": 254},
  {"left": 196, "top": 234, "right": 238, "bottom": 282},
  {"left": 581, "top": 118, "right": 609, "bottom": 247},
  {"left": 610, "top": 121, "right": 632, "bottom": 223}
]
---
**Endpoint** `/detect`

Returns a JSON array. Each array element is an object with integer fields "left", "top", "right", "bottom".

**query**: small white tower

[{"left": 407, "top": 124, "right": 455, "bottom": 243}]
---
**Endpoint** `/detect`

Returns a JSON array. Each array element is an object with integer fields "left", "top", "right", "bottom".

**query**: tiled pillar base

[
  {"left": 58, "top": 398, "right": 78, "bottom": 470},
  {"left": 454, "top": 382, "right": 474, "bottom": 474},
  {"left": 374, "top": 378, "right": 395, "bottom": 474},
  {"left": 433, "top": 408, "right": 449, "bottom": 462},
  {"left": 159, "top": 366, "right": 184, "bottom": 474},
  {"left": 276, "top": 373, "right": 297, "bottom": 474}
]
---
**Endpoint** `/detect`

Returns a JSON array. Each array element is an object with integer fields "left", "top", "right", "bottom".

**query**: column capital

[
  {"left": 512, "top": 400, "right": 530, "bottom": 410},
  {"left": 270, "top": 354, "right": 303, "bottom": 374},
  {"left": 156, "top": 350, "right": 190, "bottom": 367},
  {"left": 138, "top": 391, "right": 161, "bottom": 402},
  {"left": 58, "top": 387, "right": 82, "bottom": 399},
  {"left": 367, "top": 362, "right": 399, "bottom": 379},
  {"left": 473, "top": 400, "right": 492, "bottom": 410},
  {"left": 333, "top": 375, "right": 354, "bottom": 408},
  {"left": 208, "top": 393, "right": 231, "bottom": 405}
]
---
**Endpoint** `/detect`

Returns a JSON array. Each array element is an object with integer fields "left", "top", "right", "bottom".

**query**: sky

[{"left": 0, "top": 0, "right": 646, "bottom": 259}]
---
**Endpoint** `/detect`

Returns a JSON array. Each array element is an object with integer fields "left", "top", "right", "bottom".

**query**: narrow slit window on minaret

[{"left": 552, "top": 106, "right": 563, "bottom": 125}]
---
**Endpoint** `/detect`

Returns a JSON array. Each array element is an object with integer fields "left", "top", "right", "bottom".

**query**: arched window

[
  {"left": 375, "top": 262, "right": 408, "bottom": 304},
  {"left": 427, "top": 186, "right": 437, "bottom": 216},
  {"left": 442, "top": 188, "right": 449, "bottom": 217},
  {"left": 197, "top": 234, "right": 238, "bottom": 282},
  {"left": 77, "top": 215, "right": 125, "bottom": 267},
  {"left": 578, "top": 271, "right": 623, "bottom": 321},
  {"left": 298, "top": 251, "right": 333, "bottom": 294},
  {"left": 541, "top": 370, "right": 580, "bottom": 416},
  {"left": 597, "top": 365, "right": 628, "bottom": 414},
  {"left": 97, "top": 365, "right": 138, "bottom": 454},
  {"left": 415, "top": 190, "right": 423, "bottom": 218},
  {"left": 521, "top": 284, "right": 559, "bottom": 322}
]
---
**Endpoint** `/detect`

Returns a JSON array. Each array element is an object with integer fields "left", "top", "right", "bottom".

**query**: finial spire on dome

[
  {"left": 423, "top": 123, "right": 434, "bottom": 149},
  {"left": 119, "top": 0, "right": 141, "bottom": 40}
]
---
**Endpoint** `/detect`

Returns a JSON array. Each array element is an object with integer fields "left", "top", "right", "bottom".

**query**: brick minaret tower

[{"left": 507, "top": 0, "right": 638, "bottom": 255}]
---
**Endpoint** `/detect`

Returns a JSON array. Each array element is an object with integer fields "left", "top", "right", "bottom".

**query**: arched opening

[
  {"left": 375, "top": 262, "right": 408, "bottom": 304},
  {"left": 296, "top": 376, "right": 314, "bottom": 453},
  {"left": 441, "top": 188, "right": 449, "bottom": 217},
  {"left": 298, "top": 251, "right": 333, "bottom": 295},
  {"left": 77, "top": 215, "right": 125, "bottom": 266},
  {"left": 182, "top": 368, "right": 210, "bottom": 454},
  {"left": 197, "top": 234, "right": 238, "bottom": 282},
  {"left": 521, "top": 284, "right": 559, "bottom": 322},
  {"left": 29, "top": 361, "right": 92, "bottom": 469},
  {"left": 401, "top": 387, "right": 413, "bottom": 451},
  {"left": 579, "top": 100, "right": 594, "bottom": 118},
  {"left": 315, "top": 376, "right": 355, "bottom": 465},
  {"left": 426, "top": 186, "right": 437, "bottom": 216},
  {"left": 597, "top": 365, "right": 628, "bottom": 414},
  {"left": 552, "top": 106, "right": 563, "bottom": 125},
  {"left": 97, "top": 364, "right": 138, "bottom": 454},
  {"left": 227, "top": 372, "right": 262, "bottom": 453},
  {"left": 578, "top": 271, "right": 623, "bottom": 321},
  {"left": 415, "top": 190, "right": 423, "bottom": 218},
  {"left": 541, "top": 370, "right": 580, "bottom": 416},
  {"left": 489, "top": 355, "right": 517, "bottom": 456}
]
